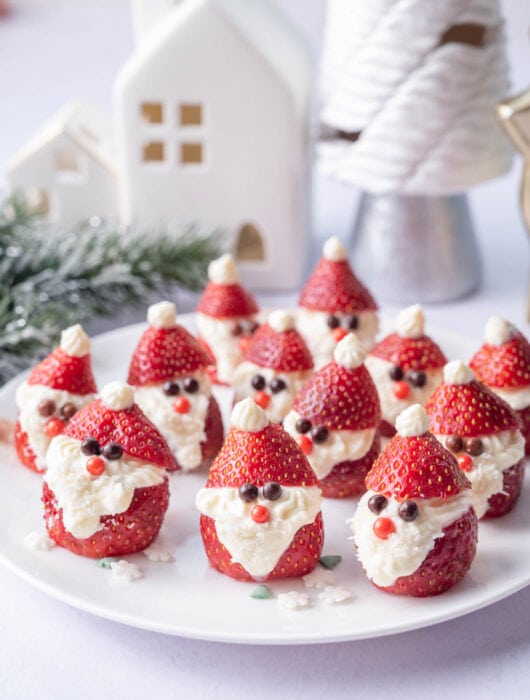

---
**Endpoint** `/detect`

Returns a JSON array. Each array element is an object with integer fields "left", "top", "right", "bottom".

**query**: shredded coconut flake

[
  {"left": 278, "top": 591, "right": 310, "bottom": 610},
  {"left": 109, "top": 560, "right": 143, "bottom": 586},
  {"left": 303, "top": 568, "right": 336, "bottom": 589},
  {"left": 143, "top": 541, "right": 175, "bottom": 562},
  {"left": 25, "top": 531, "right": 56, "bottom": 551},
  {"left": 318, "top": 586, "right": 352, "bottom": 605}
]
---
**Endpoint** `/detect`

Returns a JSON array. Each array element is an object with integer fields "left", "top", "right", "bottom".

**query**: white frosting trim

[
  {"left": 268, "top": 309, "right": 295, "bottom": 333},
  {"left": 208, "top": 254, "right": 238, "bottom": 285},
  {"left": 443, "top": 360, "right": 474, "bottom": 385},
  {"left": 100, "top": 382, "right": 134, "bottom": 411},
  {"left": 147, "top": 301, "right": 177, "bottom": 329},
  {"left": 333, "top": 333, "right": 366, "bottom": 369},
  {"left": 395, "top": 404, "right": 430, "bottom": 438},
  {"left": 323, "top": 236, "right": 347, "bottom": 262},
  {"left": 484, "top": 316, "right": 516, "bottom": 346},
  {"left": 60, "top": 325, "right": 90, "bottom": 357},
  {"left": 231, "top": 398, "right": 269, "bottom": 432},
  {"left": 396, "top": 305, "right": 424, "bottom": 339}
]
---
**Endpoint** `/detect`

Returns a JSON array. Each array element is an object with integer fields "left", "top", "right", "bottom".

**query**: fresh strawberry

[
  {"left": 299, "top": 258, "right": 377, "bottom": 313},
  {"left": 470, "top": 331, "right": 530, "bottom": 389},
  {"left": 201, "top": 396, "right": 225, "bottom": 462},
  {"left": 484, "top": 460, "right": 525, "bottom": 518},
  {"left": 43, "top": 479, "right": 169, "bottom": 558},
  {"left": 245, "top": 324, "right": 313, "bottom": 372},
  {"left": 519, "top": 405, "right": 530, "bottom": 454},
  {"left": 320, "top": 432, "right": 381, "bottom": 498},
  {"left": 14, "top": 420, "right": 40, "bottom": 473},
  {"left": 197, "top": 282, "right": 258, "bottom": 318},
  {"left": 28, "top": 348, "right": 97, "bottom": 394},
  {"left": 376, "top": 508, "right": 478, "bottom": 597},
  {"left": 370, "top": 333, "right": 446, "bottom": 371}
]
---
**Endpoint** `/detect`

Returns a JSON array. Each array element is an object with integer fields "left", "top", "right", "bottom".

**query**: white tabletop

[{"left": 1, "top": 2, "right": 530, "bottom": 699}]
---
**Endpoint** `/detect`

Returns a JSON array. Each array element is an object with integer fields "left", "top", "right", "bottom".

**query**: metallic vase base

[{"left": 351, "top": 192, "right": 481, "bottom": 304}]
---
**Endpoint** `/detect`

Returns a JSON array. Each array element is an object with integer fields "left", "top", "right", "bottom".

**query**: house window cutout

[
  {"left": 25, "top": 188, "right": 50, "bottom": 215},
  {"left": 180, "top": 142, "right": 203, "bottom": 164},
  {"left": 143, "top": 141, "right": 165, "bottom": 162},
  {"left": 141, "top": 102, "right": 164, "bottom": 124},
  {"left": 55, "top": 148, "right": 82, "bottom": 173},
  {"left": 236, "top": 223, "right": 265, "bottom": 262},
  {"left": 179, "top": 104, "right": 203, "bottom": 126}
]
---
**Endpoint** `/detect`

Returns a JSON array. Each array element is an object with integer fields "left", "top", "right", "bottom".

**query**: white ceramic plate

[{"left": 0, "top": 318, "right": 528, "bottom": 645}]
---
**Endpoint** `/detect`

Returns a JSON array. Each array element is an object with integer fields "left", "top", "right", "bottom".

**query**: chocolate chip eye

[
  {"left": 102, "top": 442, "right": 123, "bottom": 460},
  {"left": 388, "top": 366, "right": 404, "bottom": 382},
  {"left": 346, "top": 314, "right": 359, "bottom": 331},
  {"left": 81, "top": 437, "right": 101, "bottom": 456},
  {"left": 464, "top": 437, "right": 483, "bottom": 456},
  {"left": 269, "top": 378, "right": 286, "bottom": 394},
  {"left": 311, "top": 425, "right": 329, "bottom": 444},
  {"left": 248, "top": 321, "right": 259, "bottom": 335},
  {"left": 38, "top": 399, "right": 56, "bottom": 417},
  {"left": 239, "top": 483, "right": 258, "bottom": 502},
  {"left": 327, "top": 315, "right": 340, "bottom": 329},
  {"left": 184, "top": 377, "right": 199, "bottom": 394},
  {"left": 263, "top": 481, "right": 282, "bottom": 501},
  {"left": 398, "top": 501, "right": 419, "bottom": 522},
  {"left": 60, "top": 402, "right": 77, "bottom": 420},
  {"left": 163, "top": 381, "right": 180, "bottom": 396},
  {"left": 295, "top": 418, "right": 312, "bottom": 434},
  {"left": 251, "top": 374, "right": 266, "bottom": 391},
  {"left": 407, "top": 370, "right": 427, "bottom": 388},
  {"left": 446, "top": 435, "right": 463, "bottom": 453},
  {"left": 231, "top": 322, "right": 243, "bottom": 337},
  {"left": 368, "top": 494, "right": 387, "bottom": 514}
]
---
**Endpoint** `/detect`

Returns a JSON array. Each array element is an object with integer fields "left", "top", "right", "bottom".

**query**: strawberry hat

[
  {"left": 366, "top": 404, "right": 471, "bottom": 500},
  {"left": 292, "top": 333, "right": 380, "bottom": 431},
  {"left": 369, "top": 305, "right": 446, "bottom": 371},
  {"left": 205, "top": 399, "right": 317, "bottom": 488},
  {"left": 196, "top": 254, "right": 258, "bottom": 319},
  {"left": 470, "top": 317, "right": 530, "bottom": 389},
  {"left": 425, "top": 360, "right": 521, "bottom": 437},
  {"left": 127, "top": 301, "right": 210, "bottom": 385},
  {"left": 299, "top": 236, "right": 377, "bottom": 314},
  {"left": 245, "top": 310, "right": 313, "bottom": 372},
  {"left": 64, "top": 381, "right": 178, "bottom": 471},
  {"left": 28, "top": 324, "right": 97, "bottom": 395}
]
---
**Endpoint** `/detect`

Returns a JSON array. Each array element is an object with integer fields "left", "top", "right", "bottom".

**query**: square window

[
  {"left": 141, "top": 102, "right": 164, "bottom": 124},
  {"left": 180, "top": 142, "right": 203, "bottom": 164},
  {"left": 143, "top": 141, "right": 165, "bottom": 162},
  {"left": 179, "top": 104, "right": 203, "bottom": 126}
]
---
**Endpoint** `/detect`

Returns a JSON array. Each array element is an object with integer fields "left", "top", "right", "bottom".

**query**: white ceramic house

[
  {"left": 6, "top": 102, "right": 118, "bottom": 226},
  {"left": 115, "top": 0, "right": 313, "bottom": 289}
]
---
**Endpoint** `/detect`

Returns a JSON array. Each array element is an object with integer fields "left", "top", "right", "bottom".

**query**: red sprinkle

[
  {"left": 45, "top": 418, "right": 65, "bottom": 438},
  {"left": 251, "top": 504, "right": 270, "bottom": 524},
  {"left": 373, "top": 517, "right": 396, "bottom": 540},
  {"left": 86, "top": 456, "right": 105, "bottom": 476},
  {"left": 253, "top": 391, "right": 271, "bottom": 410},
  {"left": 173, "top": 396, "right": 191, "bottom": 414},
  {"left": 393, "top": 381, "right": 410, "bottom": 400},
  {"left": 298, "top": 435, "right": 313, "bottom": 455},
  {"left": 458, "top": 454, "right": 473, "bottom": 472}
]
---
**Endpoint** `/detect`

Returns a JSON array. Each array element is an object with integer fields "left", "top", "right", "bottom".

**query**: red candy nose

[
  {"left": 239, "top": 337, "right": 251, "bottom": 354},
  {"left": 173, "top": 396, "right": 191, "bottom": 414},
  {"left": 458, "top": 454, "right": 473, "bottom": 472},
  {"left": 373, "top": 517, "right": 396, "bottom": 540},
  {"left": 253, "top": 391, "right": 271, "bottom": 409},
  {"left": 332, "top": 327, "right": 348, "bottom": 342},
  {"left": 393, "top": 381, "right": 410, "bottom": 400},
  {"left": 298, "top": 435, "right": 313, "bottom": 455},
  {"left": 251, "top": 504, "right": 269, "bottom": 524},
  {"left": 45, "top": 417, "right": 65, "bottom": 438}
]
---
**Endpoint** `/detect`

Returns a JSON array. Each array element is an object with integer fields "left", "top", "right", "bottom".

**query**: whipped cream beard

[
  {"left": 433, "top": 430, "right": 525, "bottom": 519},
  {"left": 364, "top": 356, "right": 443, "bottom": 426},
  {"left": 45, "top": 434, "right": 165, "bottom": 539},
  {"left": 133, "top": 370, "right": 211, "bottom": 471},
  {"left": 233, "top": 363, "right": 312, "bottom": 424},
  {"left": 283, "top": 410, "right": 376, "bottom": 480},
  {"left": 196, "top": 485, "right": 321, "bottom": 578},
  {"left": 195, "top": 312, "right": 259, "bottom": 384},
  {"left": 352, "top": 489, "right": 472, "bottom": 587},
  {"left": 15, "top": 382, "right": 95, "bottom": 471},
  {"left": 296, "top": 309, "right": 379, "bottom": 369},
  {"left": 490, "top": 385, "right": 530, "bottom": 412}
]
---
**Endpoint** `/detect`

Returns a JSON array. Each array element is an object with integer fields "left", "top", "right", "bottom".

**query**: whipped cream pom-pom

[
  {"left": 443, "top": 360, "right": 474, "bottom": 386},
  {"left": 396, "top": 404, "right": 430, "bottom": 438},
  {"left": 100, "top": 382, "right": 135, "bottom": 411},
  {"left": 231, "top": 398, "right": 269, "bottom": 433},
  {"left": 147, "top": 301, "right": 177, "bottom": 329},
  {"left": 60, "top": 325, "right": 90, "bottom": 357},
  {"left": 323, "top": 236, "right": 347, "bottom": 262},
  {"left": 333, "top": 333, "right": 366, "bottom": 369},
  {"left": 484, "top": 316, "right": 515, "bottom": 346},
  {"left": 396, "top": 305, "right": 425, "bottom": 339},
  {"left": 208, "top": 254, "right": 239, "bottom": 285},
  {"left": 268, "top": 310, "right": 295, "bottom": 333}
]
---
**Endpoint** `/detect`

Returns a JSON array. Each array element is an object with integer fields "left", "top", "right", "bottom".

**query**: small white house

[
  {"left": 115, "top": 0, "right": 313, "bottom": 289},
  {"left": 6, "top": 102, "right": 118, "bottom": 226}
]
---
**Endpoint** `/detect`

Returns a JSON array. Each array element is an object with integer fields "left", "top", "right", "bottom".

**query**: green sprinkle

[
  {"left": 96, "top": 557, "right": 119, "bottom": 569},
  {"left": 319, "top": 555, "right": 342, "bottom": 570},
  {"left": 250, "top": 584, "right": 273, "bottom": 600}
]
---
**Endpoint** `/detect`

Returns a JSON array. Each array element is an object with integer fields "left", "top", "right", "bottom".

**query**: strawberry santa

[
  {"left": 352, "top": 404, "right": 478, "bottom": 597},
  {"left": 233, "top": 310, "right": 313, "bottom": 424},
  {"left": 283, "top": 333, "right": 381, "bottom": 498},
  {"left": 195, "top": 254, "right": 260, "bottom": 385},
  {"left": 196, "top": 399, "right": 324, "bottom": 581},
  {"left": 470, "top": 316, "right": 530, "bottom": 455},
  {"left": 43, "top": 381, "right": 177, "bottom": 557},
  {"left": 365, "top": 305, "right": 447, "bottom": 438},
  {"left": 127, "top": 301, "right": 223, "bottom": 472},
  {"left": 297, "top": 236, "right": 379, "bottom": 369},
  {"left": 15, "top": 324, "right": 97, "bottom": 473},
  {"left": 426, "top": 360, "right": 526, "bottom": 519}
]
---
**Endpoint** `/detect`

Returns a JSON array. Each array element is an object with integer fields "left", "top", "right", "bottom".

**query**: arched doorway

[{"left": 235, "top": 223, "right": 265, "bottom": 262}]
